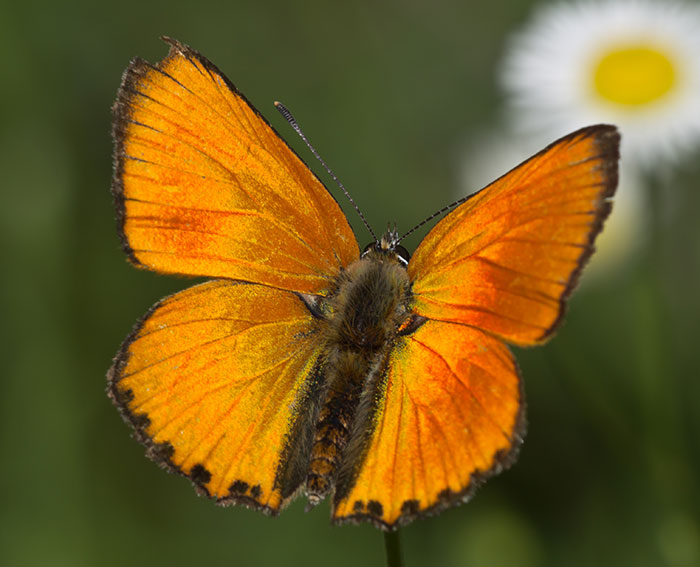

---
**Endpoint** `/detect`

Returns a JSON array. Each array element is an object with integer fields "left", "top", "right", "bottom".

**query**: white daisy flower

[{"left": 500, "top": 0, "right": 700, "bottom": 168}]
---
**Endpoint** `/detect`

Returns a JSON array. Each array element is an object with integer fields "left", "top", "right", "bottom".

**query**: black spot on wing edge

[
  {"left": 229, "top": 480, "right": 249, "bottom": 494},
  {"left": 190, "top": 464, "right": 212, "bottom": 486},
  {"left": 331, "top": 355, "right": 527, "bottom": 532},
  {"left": 400, "top": 499, "right": 420, "bottom": 515},
  {"left": 367, "top": 500, "right": 383, "bottom": 517}
]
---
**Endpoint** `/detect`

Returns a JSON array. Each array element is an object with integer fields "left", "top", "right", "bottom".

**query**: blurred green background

[{"left": 2, "top": 0, "right": 699, "bottom": 566}]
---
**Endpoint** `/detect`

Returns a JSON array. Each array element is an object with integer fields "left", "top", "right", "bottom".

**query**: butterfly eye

[
  {"left": 361, "top": 242, "right": 376, "bottom": 257},
  {"left": 395, "top": 245, "right": 410, "bottom": 266}
]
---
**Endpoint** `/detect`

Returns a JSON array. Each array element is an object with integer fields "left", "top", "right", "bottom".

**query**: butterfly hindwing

[
  {"left": 112, "top": 38, "right": 359, "bottom": 294},
  {"left": 408, "top": 125, "right": 620, "bottom": 345},
  {"left": 332, "top": 319, "right": 524, "bottom": 529},
  {"left": 108, "top": 280, "right": 323, "bottom": 513}
]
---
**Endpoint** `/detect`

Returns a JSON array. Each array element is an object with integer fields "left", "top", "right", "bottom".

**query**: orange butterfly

[{"left": 108, "top": 38, "right": 619, "bottom": 530}]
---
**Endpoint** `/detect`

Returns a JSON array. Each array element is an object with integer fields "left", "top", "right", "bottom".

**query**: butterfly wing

[
  {"left": 409, "top": 125, "right": 619, "bottom": 345},
  {"left": 332, "top": 125, "right": 619, "bottom": 529},
  {"left": 332, "top": 320, "right": 523, "bottom": 528},
  {"left": 112, "top": 38, "right": 359, "bottom": 293},
  {"left": 108, "top": 280, "right": 323, "bottom": 512}
]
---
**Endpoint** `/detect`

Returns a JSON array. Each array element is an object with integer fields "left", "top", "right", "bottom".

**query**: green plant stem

[{"left": 384, "top": 529, "right": 404, "bottom": 567}]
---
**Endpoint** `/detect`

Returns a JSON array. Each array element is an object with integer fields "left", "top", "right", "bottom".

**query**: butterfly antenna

[
  {"left": 399, "top": 194, "right": 471, "bottom": 241},
  {"left": 275, "top": 101, "right": 377, "bottom": 242}
]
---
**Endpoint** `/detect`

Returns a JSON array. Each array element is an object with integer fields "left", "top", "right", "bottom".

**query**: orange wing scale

[
  {"left": 108, "top": 280, "right": 321, "bottom": 512},
  {"left": 112, "top": 38, "right": 358, "bottom": 294},
  {"left": 408, "top": 126, "right": 619, "bottom": 346},
  {"left": 333, "top": 319, "right": 523, "bottom": 528}
]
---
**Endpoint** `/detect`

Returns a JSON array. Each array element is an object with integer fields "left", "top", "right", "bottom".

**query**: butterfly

[{"left": 108, "top": 37, "right": 619, "bottom": 531}]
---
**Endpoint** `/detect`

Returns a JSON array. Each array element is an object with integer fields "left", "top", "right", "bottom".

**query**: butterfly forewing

[
  {"left": 112, "top": 38, "right": 359, "bottom": 294},
  {"left": 408, "top": 126, "right": 619, "bottom": 345}
]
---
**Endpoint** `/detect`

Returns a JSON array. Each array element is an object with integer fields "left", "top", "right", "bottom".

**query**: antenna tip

[{"left": 274, "top": 101, "right": 294, "bottom": 122}]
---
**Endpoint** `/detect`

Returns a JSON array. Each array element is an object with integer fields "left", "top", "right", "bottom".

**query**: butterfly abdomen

[
  {"left": 305, "top": 353, "right": 362, "bottom": 506},
  {"left": 305, "top": 252, "right": 412, "bottom": 505}
]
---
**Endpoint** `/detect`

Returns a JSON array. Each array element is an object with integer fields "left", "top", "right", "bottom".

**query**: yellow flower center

[{"left": 593, "top": 45, "right": 677, "bottom": 106}]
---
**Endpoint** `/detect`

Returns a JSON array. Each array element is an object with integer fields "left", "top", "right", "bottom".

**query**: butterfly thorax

[{"left": 304, "top": 247, "right": 413, "bottom": 505}]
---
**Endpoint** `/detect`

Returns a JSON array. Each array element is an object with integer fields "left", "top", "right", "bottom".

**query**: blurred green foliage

[{"left": 1, "top": 1, "right": 698, "bottom": 566}]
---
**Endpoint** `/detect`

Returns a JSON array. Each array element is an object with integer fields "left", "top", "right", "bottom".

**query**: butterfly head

[{"left": 361, "top": 225, "right": 410, "bottom": 267}]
